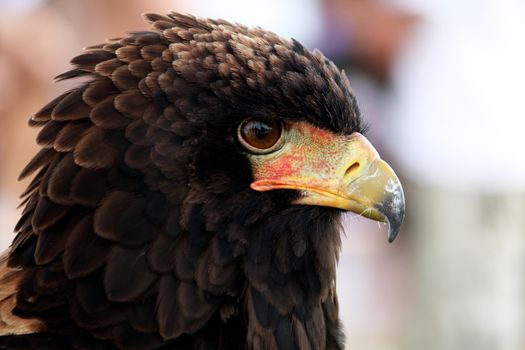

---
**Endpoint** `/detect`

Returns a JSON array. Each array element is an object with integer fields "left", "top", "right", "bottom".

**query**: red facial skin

[{"left": 250, "top": 122, "right": 351, "bottom": 191}]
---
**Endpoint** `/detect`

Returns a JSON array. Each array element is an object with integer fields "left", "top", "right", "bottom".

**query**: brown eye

[{"left": 238, "top": 118, "right": 284, "bottom": 154}]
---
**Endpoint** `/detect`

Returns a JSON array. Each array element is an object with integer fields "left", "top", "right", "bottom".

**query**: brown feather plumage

[{"left": 0, "top": 11, "right": 364, "bottom": 349}]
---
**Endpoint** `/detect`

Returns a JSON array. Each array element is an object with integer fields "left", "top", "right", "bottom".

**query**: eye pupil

[
  {"left": 238, "top": 119, "right": 283, "bottom": 153},
  {"left": 251, "top": 122, "right": 271, "bottom": 139}
]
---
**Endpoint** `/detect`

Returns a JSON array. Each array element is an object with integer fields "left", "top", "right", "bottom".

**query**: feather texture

[{"left": 0, "top": 11, "right": 363, "bottom": 350}]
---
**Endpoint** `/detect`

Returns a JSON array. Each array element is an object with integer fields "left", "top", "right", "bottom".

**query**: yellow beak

[{"left": 249, "top": 123, "right": 405, "bottom": 242}]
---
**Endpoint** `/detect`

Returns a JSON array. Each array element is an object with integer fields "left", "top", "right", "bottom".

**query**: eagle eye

[{"left": 237, "top": 118, "right": 284, "bottom": 154}]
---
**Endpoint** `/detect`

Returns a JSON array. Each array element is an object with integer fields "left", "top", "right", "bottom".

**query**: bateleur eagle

[{"left": 0, "top": 12, "right": 405, "bottom": 350}]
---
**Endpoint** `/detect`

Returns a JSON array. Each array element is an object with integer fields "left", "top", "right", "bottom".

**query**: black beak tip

[
  {"left": 387, "top": 223, "right": 401, "bottom": 243},
  {"left": 377, "top": 184, "right": 405, "bottom": 243}
]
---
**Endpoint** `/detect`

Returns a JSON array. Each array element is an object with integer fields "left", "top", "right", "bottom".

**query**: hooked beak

[{"left": 249, "top": 123, "right": 405, "bottom": 242}]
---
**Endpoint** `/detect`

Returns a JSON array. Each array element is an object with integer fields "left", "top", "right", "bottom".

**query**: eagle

[{"left": 0, "top": 12, "right": 404, "bottom": 350}]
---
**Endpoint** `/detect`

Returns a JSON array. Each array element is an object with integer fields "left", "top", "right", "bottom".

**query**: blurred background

[{"left": 0, "top": 0, "right": 524, "bottom": 349}]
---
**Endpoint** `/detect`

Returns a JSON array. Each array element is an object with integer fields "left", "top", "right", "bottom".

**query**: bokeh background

[{"left": 1, "top": 0, "right": 524, "bottom": 349}]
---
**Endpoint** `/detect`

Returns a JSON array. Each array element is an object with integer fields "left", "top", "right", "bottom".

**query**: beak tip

[
  {"left": 376, "top": 184, "right": 405, "bottom": 244},
  {"left": 386, "top": 206, "right": 404, "bottom": 243},
  {"left": 388, "top": 225, "right": 400, "bottom": 243}
]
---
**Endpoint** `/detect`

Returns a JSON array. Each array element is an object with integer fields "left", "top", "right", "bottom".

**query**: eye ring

[{"left": 237, "top": 118, "right": 285, "bottom": 154}]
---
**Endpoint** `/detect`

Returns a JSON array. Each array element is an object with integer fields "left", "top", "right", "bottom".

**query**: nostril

[{"left": 344, "top": 162, "right": 361, "bottom": 179}]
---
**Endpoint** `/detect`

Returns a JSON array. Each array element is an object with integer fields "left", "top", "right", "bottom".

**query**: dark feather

[
  {"left": 36, "top": 121, "right": 65, "bottom": 147},
  {"left": 195, "top": 249, "right": 239, "bottom": 295},
  {"left": 47, "top": 153, "right": 79, "bottom": 205},
  {"left": 37, "top": 156, "right": 59, "bottom": 198},
  {"left": 124, "top": 297, "right": 158, "bottom": 333},
  {"left": 147, "top": 234, "right": 177, "bottom": 274},
  {"left": 124, "top": 144, "right": 151, "bottom": 170},
  {"left": 275, "top": 316, "right": 297, "bottom": 350},
  {"left": 69, "top": 168, "right": 107, "bottom": 207},
  {"left": 82, "top": 78, "right": 118, "bottom": 106},
  {"left": 156, "top": 274, "right": 180, "bottom": 340},
  {"left": 113, "top": 90, "right": 149, "bottom": 119},
  {"left": 250, "top": 287, "right": 279, "bottom": 329},
  {"left": 53, "top": 120, "right": 92, "bottom": 152},
  {"left": 115, "top": 46, "right": 142, "bottom": 63},
  {"left": 54, "top": 68, "right": 93, "bottom": 82},
  {"left": 63, "top": 215, "right": 109, "bottom": 279},
  {"left": 18, "top": 148, "right": 56, "bottom": 180},
  {"left": 173, "top": 236, "right": 196, "bottom": 282},
  {"left": 51, "top": 87, "right": 91, "bottom": 121},
  {"left": 125, "top": 120, "right": 153, "bottom": 146},
  {"left": 93, "top": 191, "right": 156, "bottom": 246},
  {"left": 32, "top": 91, "right": 70, "bottom": 122},
  {"left": 76, "top": 272, "right": 110, "bottom": 313},
  {"left": 140, "top": 44, "right": 166, "bottom": 61},
  {"left": 103, "top": 246, "right": 156, "bottom": 302},
  {"left": 90, "top": 97, "right": 129, "bottom": 129},
  {"left": 111, "top": 65, "right": 140, "bottom": 91},
  {"left": 128, "top": 59, "right": 152, "bottom": 78},
  {"left": 30, "top": 197, "right": 68, "bottom": 232},
  {"left": 176, "top": 281, "right": 216, "bottom": 322},
  {"left": 74, "top": 127, "right": 119, "bottom": 169},
  {"left": 94, "top": 58, "right": 123, "bottom": 76},
  {"left": 34, "top": 264, "right": 69, "bottom": 292},
  {"left": 33, "top": 219, "right": 70, "bottom": 265},
  {"left": 70, "top": 298, "right": 124, "bottom": 330},
  {"left": 71, "top": 50, "right": 115, "bottom": 71}
]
